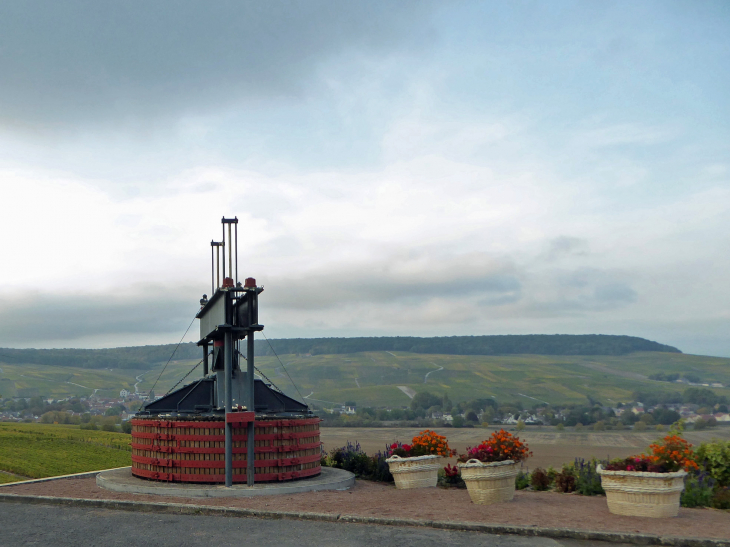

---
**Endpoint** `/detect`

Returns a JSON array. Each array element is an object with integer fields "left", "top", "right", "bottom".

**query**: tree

[
  {"left": 442, "top": 393, "right": 453, "bottom": 412},
  {"left": 410, "top": 391, "right": 442, "bottom": 411},
  {"left": 465, "top": 411, "right": 479, "bottom": 423},
  {"left": 452, "top": 416, "right": 465, "bottom": 428},
  {"left": 516, "top": 419, "right": 526, "bottom": 431}
]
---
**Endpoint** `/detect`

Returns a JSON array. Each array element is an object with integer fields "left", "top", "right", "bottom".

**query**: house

[{"left": 120, "top": 389, "right": 130, "bottom": 399}]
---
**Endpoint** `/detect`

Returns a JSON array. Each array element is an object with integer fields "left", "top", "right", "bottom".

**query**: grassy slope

[
  {"left": 2, "top": 351, "right": 730, "bottom": 408},
  {"left": 0, "top": 423, "right": 131, "bottom": 480},
  {"left": 252, "top": 351, "right": 730, "bottom": 408}
]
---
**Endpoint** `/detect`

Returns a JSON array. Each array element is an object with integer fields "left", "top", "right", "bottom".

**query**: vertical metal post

[
  {"left": 222, "top": 221, "right": 226, "bottom": 280},
  {"left": 202, "top": 342, "right": 209, "bottom": 376},
  {"left": 211, "top": 242, "right": 215, "bottom": 296},
  {"left": 227, "top": 223, "right": 232, "bottom": 280},
  {"left": 224, "top": 328, "right": 233, "bottom": 487},
  {"left": 234, "top": 220, "right": 238, "bottom": 285},
  {"left": 216, "top": 246, "right": 220, "bottom": 289},
  {"left": 246, "top": 317, "right": 255, "bottom": 487}
]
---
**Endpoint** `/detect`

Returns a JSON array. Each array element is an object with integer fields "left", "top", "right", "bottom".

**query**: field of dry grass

[{"left": 320, "top": 426, "right": 730, "bottom": 469}]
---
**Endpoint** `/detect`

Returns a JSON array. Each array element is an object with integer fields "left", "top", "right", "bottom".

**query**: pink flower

[{"left": 626, "top": 465, "right": 634, "bottom": 471}]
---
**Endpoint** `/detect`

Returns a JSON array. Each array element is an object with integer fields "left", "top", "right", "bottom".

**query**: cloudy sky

[{"left": 0, "top": 1, "right": 728, "bottom": 356}]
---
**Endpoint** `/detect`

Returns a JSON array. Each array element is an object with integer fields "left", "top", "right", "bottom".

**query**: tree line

[{"left": 0, "top": 334, "right": 680, "bottom": 370}]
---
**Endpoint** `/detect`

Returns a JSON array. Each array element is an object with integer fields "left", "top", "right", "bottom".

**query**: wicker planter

[
  {"left": 457, "top": 459, "right": 519, "bottom": 504},
  {"left": 386, "top": 454, "right": 440, "bottom": 489},
  {"left": 597, "top": 465, "right": 687, "bottom": 518}
]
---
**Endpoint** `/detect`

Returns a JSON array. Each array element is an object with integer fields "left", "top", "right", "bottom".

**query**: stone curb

[
  {"left": 0, "top": 467, "right": 130, "bottom": 487},
  {"left": 0, "top": 492, "right": 727, "bottom": 547}
]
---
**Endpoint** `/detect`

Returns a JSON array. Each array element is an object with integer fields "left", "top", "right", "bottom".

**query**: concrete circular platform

[{"left": 96, "top": 467, "right": 355, "bottom": 498}]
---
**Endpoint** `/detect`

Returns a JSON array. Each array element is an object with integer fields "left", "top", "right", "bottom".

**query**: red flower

[
  {"left": 403, "top": 444, "right": 412, "bottom": 452},
  {"left": 390, "top": 443, "right": 399, "bottom": 449}
]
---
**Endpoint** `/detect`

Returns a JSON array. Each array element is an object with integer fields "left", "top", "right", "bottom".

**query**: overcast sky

[{"left": 0, "top": 1, "right": 728, "bottom": 356}]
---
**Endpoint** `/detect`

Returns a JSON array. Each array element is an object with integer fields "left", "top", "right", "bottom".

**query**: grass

[{"left": 0, "top": 423, "right": 131, "bottom": 479}]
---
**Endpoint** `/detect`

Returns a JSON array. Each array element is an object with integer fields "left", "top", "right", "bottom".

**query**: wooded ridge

[{"left": 0, "top": 334, "right": 680, "bottom": 369}]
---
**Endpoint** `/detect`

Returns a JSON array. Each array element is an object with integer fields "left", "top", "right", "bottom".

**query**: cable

[
  {"left": 164, "top": 358, "right": 204, "bottom": 396},
  {"left": 260, "top": 331, "right": 308, "bottom": 408},
  {"left": 143, "top": 313, "right": 197, "bottom": 404}
]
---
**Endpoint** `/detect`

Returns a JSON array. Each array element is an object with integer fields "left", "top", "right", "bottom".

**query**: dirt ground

[
  {"left": 321, "top": 427, "right": 730, "bottom": 470},
  {"left": 2, "top": 475, "right": 729, "bottom": 541}
]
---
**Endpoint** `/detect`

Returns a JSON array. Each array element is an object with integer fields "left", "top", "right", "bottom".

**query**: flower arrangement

[
  {"left": 388, "top": 429, "right": 456, "bottom": 458},
  {"left": 457, "top": 429, "right": 532, "bottom": 464},
  {"left": 605, "top": 434, "right": 698, "bottom": 473}
]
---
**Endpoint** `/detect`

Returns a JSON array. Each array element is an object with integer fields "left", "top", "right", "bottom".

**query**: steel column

[
  {"left": 224, "top": 329, "right": 233, "bottom": 487},
  {"left": 247, "top": 324, "right": 255, "bottom": 486}
]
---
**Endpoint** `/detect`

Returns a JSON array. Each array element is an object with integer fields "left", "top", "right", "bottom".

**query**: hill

[
  {"left": 0, "top": 334, "right": 680, "bottom": 371},
  {"left": 259, "top": 334, "right": 681, "bottom": 357}
]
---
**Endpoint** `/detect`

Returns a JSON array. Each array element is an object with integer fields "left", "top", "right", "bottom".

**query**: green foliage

[
  {"left": 572, "top": 458, "right": 605, "bottom": 496},
  {"left": 323, "top": 441, "right": 393, "bottom": 482},
  {"left": 515, "top": 470, "right": 530, "bottom": 490},
  {"left": 681, "top": 473, "right": 715, "bottom": 508},
  {"left": 0, "top": 423, "right": 130, "bottom": 479},
  {"left": 712, "top": 487, "right": 730, "bottom": 509},
  {"left": 259, "top": 335, "right": 681, "bottom": 357},
  {"left": 411, "top": 391, "right": 442, "bottom": 411},
  {"left": 515, "top": 419, "right": 526, "bottom": 431},
  {"left": 695, "top": 440, "right": 730, "bottom": 487}
]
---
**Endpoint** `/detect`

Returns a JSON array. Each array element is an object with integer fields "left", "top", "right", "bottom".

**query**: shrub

[
  {"left": 712, "top": 487, "right": 730, "bottom": 510},
  {"left": 328, "top": 441, "right": 373, "bottom": 477},
  {"left": 555, "top": 467, "right": 576, "bottom": 493},
  {"left": 695, "top": 440, "right": 730, "bottom": 487},
  {"left": 573, "top": 458, "right": 605, "bottom": 496},
  {"left": 681, "top": 472, "right": 715, "bottom": 508},
  {"left": 593, "top": 421, "right": 605, "bottom": 431},
  {"left": 575, "top": 423, "right": 584, "bottom": 432},
  {"left": 555, "top": 423, "right": 565, "bottom": 431},
  {"left": 633, "top": 421, "right": 647, "bottom": 431},
  {"left": 439, "top": 464, "right": 465, "bottom": 488},
  {"left": 515, "top": 470, "right": 530, "bottom": 490},
  {"left": 530, "top": 468, "right": 551, "bottom": 491}
]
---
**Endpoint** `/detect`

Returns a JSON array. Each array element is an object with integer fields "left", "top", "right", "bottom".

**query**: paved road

[{"left": 0, "top": 502, "right": 635, "bottom": 547}]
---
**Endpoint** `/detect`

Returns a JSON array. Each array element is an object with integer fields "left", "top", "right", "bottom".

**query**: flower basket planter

[
  {"left": 457, "top": 459, "right": 518, "bottom": 504},
  {"left": 597, "top": 465, "right": 687, "bottom": 518},
  {"left": 386, "top": 454, "right": 440, "bottom": 489}
]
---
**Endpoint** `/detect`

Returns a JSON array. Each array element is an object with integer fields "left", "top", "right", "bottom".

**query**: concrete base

[{"left": 97, "top": 467, "right": 355, "bottom": 498}]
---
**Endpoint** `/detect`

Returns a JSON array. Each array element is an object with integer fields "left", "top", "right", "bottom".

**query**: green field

[
  {"left": 2, "top": 350, "right": 730, "bottom": 409},
  {"left": 0, "top": 423, "right": 131, "bottom": 481},
  {"left": 250, "top": 351, "right": 730, "bottom": 408}
]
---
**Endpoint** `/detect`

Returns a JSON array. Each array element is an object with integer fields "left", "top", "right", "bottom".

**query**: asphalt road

[{"left": 0, "top": 502, "right": 635, "bottom": 547}]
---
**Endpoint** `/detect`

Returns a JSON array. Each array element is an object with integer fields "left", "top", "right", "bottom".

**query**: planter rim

[
  {"left": 596, "top": 464, "right": 687, "bottom": 479},
  {"left": 457, "top": 459, "right": 516, "bottom": 469},
  {"left": 386, "top": 454, "right": 440, "bottom": 464}
]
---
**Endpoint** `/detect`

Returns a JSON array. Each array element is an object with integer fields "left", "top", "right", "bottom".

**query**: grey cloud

[
  {"left": 531, "top": 267, "right": 638, "bottom": 314},
  {"left": 0, "top": 285, "right": 200, "bottom": 345},
  {"left": 263, "top": 258, "right": 521, "bottom": 310},
  {"left": 546, "top": 236, "right": 589, "bottom": 260},
  {"left": 0, "top": 1, "right": 436, "bottom": 130}
]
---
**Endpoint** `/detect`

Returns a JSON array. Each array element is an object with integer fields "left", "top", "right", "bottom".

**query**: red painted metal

[{"left": 131, "top": 415, "right": 321, "bottom": 484}]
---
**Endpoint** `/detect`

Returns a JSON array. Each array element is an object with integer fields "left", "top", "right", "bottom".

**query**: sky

[{"left": 0, "top": 1, "right": 728, "bottom": 356}]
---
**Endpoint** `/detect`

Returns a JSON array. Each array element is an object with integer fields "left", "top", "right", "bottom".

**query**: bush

[
  {"left": 530, "top": 468, "right": 551, "bottom": 491},
  {"left": 633, "top": 421, "right": 647, "bottom": 431},
  {"left": 712, "top": 487, "right": 730, "bottom": 510},
  {"left": 573, "top": 458, "right": 605, "bottom": 496},
  {"left": 575, "top": 423, "right": 584, "bottom": 432},
  {"left": 593, "top": 421, "right": 605, "bottom": 431},
  {"left": 515, "top": 470, "right": 530, "bottom": 490},
  {"left": 438, "top": 464, "right": 465, "bottom": 488},
  {"left": 695, "top": 440, "right": 730, "bottom": 487},
  {"left": 555, "top": 468, "right": 576, "bottom": 493},
  {"left": 555, "top": 423, "right": 565, "bottom": 431},
  {"left": 328, "top": 441, "right": 373, "bottom": 477},
  {"left": 681, "top": 472, "right": 715, "bottom": 508}
]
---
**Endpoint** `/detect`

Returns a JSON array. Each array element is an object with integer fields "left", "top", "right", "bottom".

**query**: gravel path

[{"left": 2, "top": 477, "right": 729, "bottom": 541}]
